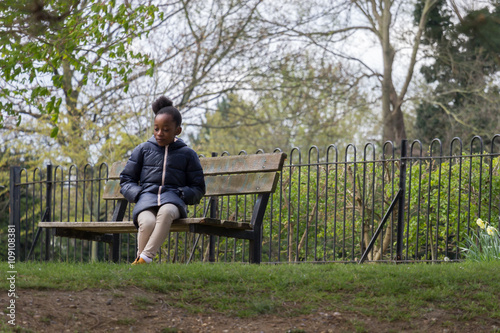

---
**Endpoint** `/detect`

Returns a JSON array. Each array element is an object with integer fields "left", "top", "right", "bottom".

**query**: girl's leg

[
  {"left": 141, "top": 204, "right": 180, "bottom": 259},
  {"left": 136, "top": 209, "right": 156, "bottom": 258}
]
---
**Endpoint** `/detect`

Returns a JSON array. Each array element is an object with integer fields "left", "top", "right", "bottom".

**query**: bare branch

[{"left": 397, "top": 0, "right": 440, "bottom": 109}]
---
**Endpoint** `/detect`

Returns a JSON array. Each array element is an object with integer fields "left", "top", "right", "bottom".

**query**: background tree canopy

[
  {"left": 415, "top": 0, "right": 500, "bottom": 146},
  {"left": 1, "top": 0, "right": 499, "bottom": 169}
]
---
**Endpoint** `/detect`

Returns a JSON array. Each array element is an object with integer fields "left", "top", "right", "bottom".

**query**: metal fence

[{"left": 7, "top": 136, "right": 500, "bottom": 264}]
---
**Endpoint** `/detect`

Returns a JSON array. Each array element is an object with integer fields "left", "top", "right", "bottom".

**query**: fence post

[
  {"left": 44, "top": 163, "right": 53, "bottom": 261},
  {"left": 9, "top": 166, "right": 21, "bottom": 262},
  {"left": 396, "top": 139, "right": 407, "bottom": 261}
]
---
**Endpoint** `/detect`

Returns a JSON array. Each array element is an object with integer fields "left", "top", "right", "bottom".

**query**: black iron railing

[{"left": 6, "top": 137, "right": 500, "bottom": 263}]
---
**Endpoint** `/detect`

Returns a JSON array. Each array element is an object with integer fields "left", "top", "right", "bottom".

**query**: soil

[{"left": 3, "top": 288, "right": 500, "bottom": 333}]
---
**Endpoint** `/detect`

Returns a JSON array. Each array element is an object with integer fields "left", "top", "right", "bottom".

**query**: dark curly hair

[{"left": 152, "top": 96, "right": 182, "bottom": 127}]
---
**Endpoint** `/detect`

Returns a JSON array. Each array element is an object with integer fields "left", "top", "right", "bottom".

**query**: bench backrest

[{"left": 103, "top": 152, "right": 287, "bottom": 201}]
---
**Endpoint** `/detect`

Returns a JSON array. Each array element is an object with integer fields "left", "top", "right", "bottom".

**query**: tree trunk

[
  {"left": 383, "top": 103, "right": 407, "bottom": 144},
  {"left": 378, "top": 0, "right": 407, "bottom": 145}
]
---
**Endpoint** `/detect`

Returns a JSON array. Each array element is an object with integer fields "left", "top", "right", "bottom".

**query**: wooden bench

[{"left": 39, "top": 152, "right": 287, "bottom": 264}]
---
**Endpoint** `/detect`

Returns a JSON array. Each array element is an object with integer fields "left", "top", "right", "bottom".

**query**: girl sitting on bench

[{"left": 120, "top": 96, "right": 206, "bottom": 264}]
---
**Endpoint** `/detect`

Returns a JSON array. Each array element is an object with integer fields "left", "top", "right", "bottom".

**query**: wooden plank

[
  {"left": 205, "top": 172, "right": 279, "bottom": 196},
  {"left": 103, "top": 153, "right": 286, "bottom": 200},
  {"left": 40, "top": 222, "right": 190, "bottom": 233},
  {"left": 189, "top": 224, "right": 255, "bottom": 239},
  {"left": 103, "top": 171, "right": 280, "bottom": 200},
  {"left": 55, "top": 229, "right": 115, "bottom": 243},
  {"left": 40, "top": 222, "right": 138, "bottom": 233},
  {"left": 107, "top": 153, "right": 287, "bottom": 179},
  {"left": 103, "top": 179, "right": 122, "bottom": 200},
  {"left": 39, "top": 218, "right": 252, "bottom": 234},
  {"left": 200, "top": 153, "right": 286, "bottom": 175},
  {"left": 184, "top": 217, "right": 252, "bottom": 230}
]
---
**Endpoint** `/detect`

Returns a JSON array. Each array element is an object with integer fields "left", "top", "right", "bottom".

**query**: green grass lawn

[{"left": 2, "top": 261, "right": 500, "bottom": 322}]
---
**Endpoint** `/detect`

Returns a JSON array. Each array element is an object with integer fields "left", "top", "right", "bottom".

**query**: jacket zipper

[{"left": 158, "top": 145, "right": 168, "bottom": 205}]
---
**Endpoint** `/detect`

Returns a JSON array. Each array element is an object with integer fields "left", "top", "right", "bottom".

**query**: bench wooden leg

[
  {"left": 109, "top": 200, "right": 128, "bottom": 263},
  {"left": 208, "top": 193, "right": 218, "bottom": 262},
  {"left": 110, "top": 234, "right": 120, "bottom": 262},
  {"left": 208, "top": 235, "right": 216, "bottom": 262},
  {"left": 248, "top": 194, "right": 269, "bottom": 264},
  {"left": 249, "top": 233, "right": 261, "bottom": 264}
]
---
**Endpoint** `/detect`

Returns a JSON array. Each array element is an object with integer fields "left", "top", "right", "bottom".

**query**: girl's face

[{"left": 154, "top": 113, "right": 181, "bottom": 147}]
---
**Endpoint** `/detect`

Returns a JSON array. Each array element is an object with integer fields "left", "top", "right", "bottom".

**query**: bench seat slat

[
  {"left": 200, "top": 153, "right": 286, "bottom": 175},
  {"left": 39, "top": 218, "right": 252, "bottom": 234},
  {"left": 204, "top": 172, "right": 279, "bottom": 196},
  {"left": 103, "top": 180, "right": 122, "bottom": 200}
]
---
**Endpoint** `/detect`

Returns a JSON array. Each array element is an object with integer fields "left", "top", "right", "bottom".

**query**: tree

[
  {"left": 1, "top": 0, "right": 287, "bottom": 171},
  {"left": 192, "top": 54, "right": 375, "bottom": 154},
  {"left": 415, "top": 0, "right": 500, "bottom": 145},
  {"left": 0, "top": 0, "right": 158, "bottom": 135},
  {"left": 256, "top": 0, "right": 440, "bottom": 144},
  {"left": 139, "top": 0, "right": 274, "bottom": 123}
]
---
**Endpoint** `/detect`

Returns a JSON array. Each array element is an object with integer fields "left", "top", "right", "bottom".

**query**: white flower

[
  {"left": 476, "top": 218, "right": 486, "bottom": 229},
  {"left": 486, "top": 226, "right": 497, "bottom": 236}
]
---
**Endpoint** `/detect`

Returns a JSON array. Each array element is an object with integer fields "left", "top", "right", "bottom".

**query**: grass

[{"left": 1, "top": 261, "right": 500, "bottom": 322}]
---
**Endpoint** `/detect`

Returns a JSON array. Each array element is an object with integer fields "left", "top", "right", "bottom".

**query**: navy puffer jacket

[{"left": 119, "top": 136, "right": 205, "bottom": 227}]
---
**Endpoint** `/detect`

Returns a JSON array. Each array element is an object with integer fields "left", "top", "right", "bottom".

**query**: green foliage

[
  {"left": 119, "top": 157, "right": 392, "bottom": 264},
  {"left": 259, "top": 157, "right": 400, "bottom": 263},
  {"left": 0, "top": 0, "right": 158, "bottom": 130},
  {"left": 414, "top": 0, "right": 500, "bottom": 145},
  {"left": 461, "top": 218, "right": 500, "bottom": 262},
  {"left": 405, "top": 154, "right": 500, "bottom": 260},
  {"left": 256, "top": 152, "right": 500, "bottom": 263}
]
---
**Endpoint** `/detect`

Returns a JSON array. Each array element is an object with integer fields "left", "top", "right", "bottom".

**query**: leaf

[{"left": 50, "top": 127, "right": 59, "bottom": 138}]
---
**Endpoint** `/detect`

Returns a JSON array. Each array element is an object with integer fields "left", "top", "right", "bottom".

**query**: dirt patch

[{"left": 3, "top": 288, "right": 499, "bottom": 332}]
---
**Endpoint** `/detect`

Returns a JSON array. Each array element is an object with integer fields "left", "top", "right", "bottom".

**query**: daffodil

[
  {"left": 462, "top": 218, "right": 500, "bottom": 262},
  {"left": 486, "top": 226, "right": 497, "bottom": 236},
  {"left": 476, "top": 218, "right": 486, "bottom": 229}
]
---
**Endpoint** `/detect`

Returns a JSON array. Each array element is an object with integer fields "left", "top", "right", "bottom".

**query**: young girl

[{"left": 119, "top": 96, "right": 205, "bottom": 264}]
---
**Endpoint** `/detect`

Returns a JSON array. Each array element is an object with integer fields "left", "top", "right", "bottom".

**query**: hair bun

[{"left": 152, "top": 96, "right": 174, "bottom": 114}]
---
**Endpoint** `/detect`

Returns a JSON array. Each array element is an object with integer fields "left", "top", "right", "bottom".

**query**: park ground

[
  {"left": 4, "top": 287, "right": 499, "bottom": 332},
  {"left": 2, "top": 262, "right": 500, "bottom": 332}
]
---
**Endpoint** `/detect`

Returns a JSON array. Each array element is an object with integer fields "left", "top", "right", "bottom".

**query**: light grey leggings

[{"left": 137, "top": 204, "right": 180, "bottom": 259}]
